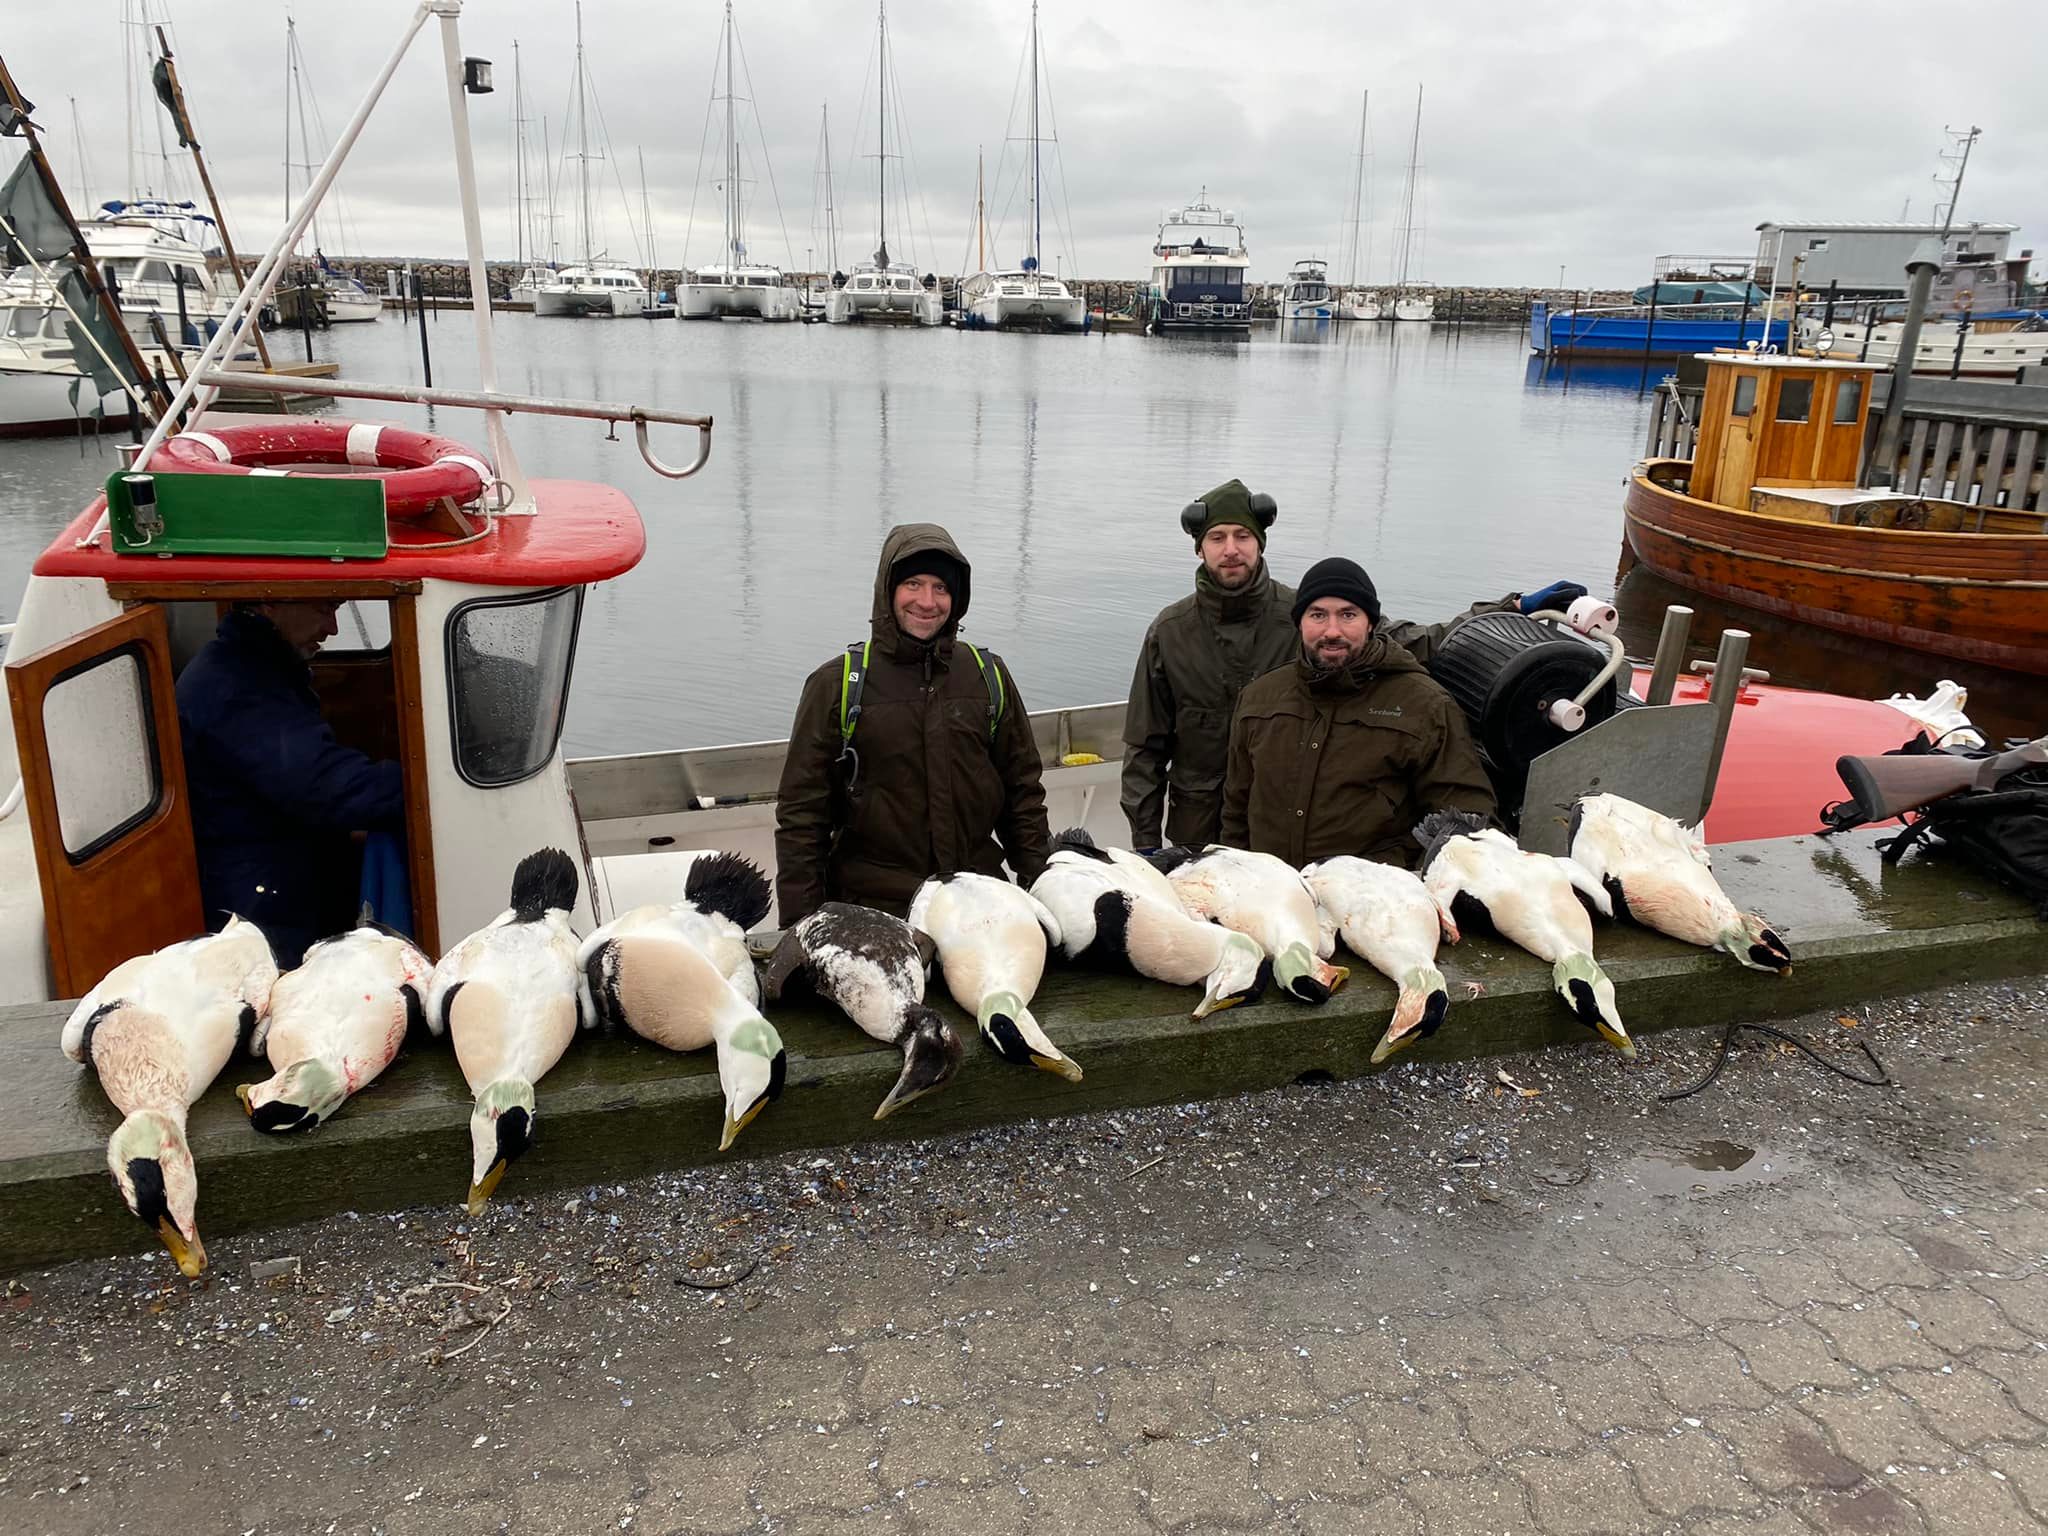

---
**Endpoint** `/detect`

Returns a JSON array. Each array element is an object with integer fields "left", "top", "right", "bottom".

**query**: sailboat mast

[
  {"left": 724, "top": 2, "right": 739, "bottom": 265},
  {"left": 1396, "top": 84, "right": 1421, "bottom": 289},
  {"left": 1347, "top": 89, "right": 1367, "bottom": 289},
  {"left": 876, "top": 2, "right": 888, "bottom": 263},
  {"left": 976, "top": 147, "right": 984, "bottom": 274},
  {"left": 281, "top": 17, "right": 293, "bottom": 226},
  {"left": 1029, "top": 1, "right": 1040, "bottom": 269},
  {"left": 575, "top": 0, "right": 592, "bottom": 268},
  {"left": 820, "top": 103, "right": 838, "bottom": 272},
  {"left": 512, "top": 41, "right": 526, "bottom": 269},
  {"left": 639, "top": 146, "right": 655, "bottom": 284}
]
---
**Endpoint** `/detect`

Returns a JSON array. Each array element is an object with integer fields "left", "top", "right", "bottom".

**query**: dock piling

[{"left": 1645, "top": 605, "right": 1694, "bottom": 706}]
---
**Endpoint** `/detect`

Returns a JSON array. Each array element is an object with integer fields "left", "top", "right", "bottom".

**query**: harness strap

[{"left": 837, "top": 639, "right": 1006, "bottom": 755}]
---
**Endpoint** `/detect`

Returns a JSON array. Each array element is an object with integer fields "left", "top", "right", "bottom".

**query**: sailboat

[
  {"left": 506, "top": 41, "right": 557, "bottom": 307},
  {"left": 1388, "top": 85, "right": 1433, "bottom": 323},
  {"left": 635, "top": 150, "right": 675, "bottom": 318},
  {"left": 960, "top": 3, "right": 1084, "bottom": 333},
  {"left": 1339, "top": 92, "right": 1380, "bottom": 321},
  {"left": 824, "top": 1, "right": 941, "bottom": 326},
  {"left": 679, "top": 3, "right": 802, "bottom": 321},
  {"left": 281, "top": 16, "right": 379, "bottom": 321},
  {"left": 536, "top": 3, "right": 649, "bottom": 318}
]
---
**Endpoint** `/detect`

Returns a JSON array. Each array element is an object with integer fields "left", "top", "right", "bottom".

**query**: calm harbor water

[{"left": 4, "top": 316, "right": 2040, "bottom": 751}]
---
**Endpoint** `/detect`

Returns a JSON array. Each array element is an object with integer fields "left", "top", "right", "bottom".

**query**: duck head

[
  {"left": 715, "top": 1015, "right": 788, "bottom": 1150},
  {"left": 237, "top": 1058, "right": 348, "bottom": 1133},
  {"left": 1722, "top": 913, "right": 1792, "bottom": 975},
  {"left": 1273, "top": 940, "right": 1349, "bottom": 1004},
  {"left": 874, "top": 1005, "right": 963, "bottom": 1120},
  {"left": 1552, "top": 952, "right": 1634, "bottom": 1058},
  {"left": 107, "top": 1110, "right": 205, "bottom": 1277},
  {"left": 1369, "top": 967, "right": 1451, "bottom": 1065},
  {"left": 977, "top": 991, "right": 1082, "bottom": 1082},
  {"left": 468, "top": 1078, "right": 536, "bottom": 1213},
  {"left": 1193, "top": 931, "right": 1269, "bottom": 1019}
]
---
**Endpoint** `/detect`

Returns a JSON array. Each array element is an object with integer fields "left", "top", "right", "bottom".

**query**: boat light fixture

[{"left": 462, "top": 57, "right": 493, "bottom": 94}]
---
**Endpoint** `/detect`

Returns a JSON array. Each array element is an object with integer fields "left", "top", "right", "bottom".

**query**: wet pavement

[{"left": 5, "top": 978, "right": 2048, "bottom": 1535}]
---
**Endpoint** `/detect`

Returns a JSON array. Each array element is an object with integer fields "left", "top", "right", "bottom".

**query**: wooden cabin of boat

[{"left": 1686, "top": 353, "right": 1876, "bottom": 509}]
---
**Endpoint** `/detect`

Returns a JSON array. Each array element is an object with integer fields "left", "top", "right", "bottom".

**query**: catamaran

[
  {"left": 535, "top": 4, "right": 649, "bottom": 318},
  {"left": 960, "top": 3, "right": 1084, "bottom": 333},
  {"left": 824, "top": 2, "right": 940, "bottom": 326}
]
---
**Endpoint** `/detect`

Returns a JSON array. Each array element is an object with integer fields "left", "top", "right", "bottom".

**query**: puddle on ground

[{"left": 1626, "top": 1140, "right": 1795, "bottom": 1199}]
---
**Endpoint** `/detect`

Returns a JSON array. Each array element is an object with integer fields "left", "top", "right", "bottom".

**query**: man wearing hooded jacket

[
  {"left": 775, "top": 523, "right": 1053, "bottom": 925},
  {"left": 1121, "top": 479, "right": 1579, "bottom": 851}
]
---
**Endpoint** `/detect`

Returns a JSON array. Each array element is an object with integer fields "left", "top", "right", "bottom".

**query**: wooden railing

[{"left": 1644, "top": 375, "right": 2047, "bottom": 514}]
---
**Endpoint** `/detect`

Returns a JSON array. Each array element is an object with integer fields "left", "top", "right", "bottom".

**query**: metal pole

[
  {"left": 0, "top": 49, "right": 169, "bottom": 415},
  {"left": 435, "top": 4, "right": 528, "bottom": 507},
  {"left": 1637, "top": 282, "right": 1660, "bottom": 392},
  {"left": 152, "top": 26, "right": 271, "bottom": 368},
  {"left": 1696, "top": 628, "right": 1750, "bottom": 817},
  {"left": 1949, "top": 307, "right": 1970, "bottom": 380},
  {"left": 1736, "top": 285, "right": 1752, "bottom": 350},
  {"left": 1644, "top": 605, "right": 1693, "bottom": 706},
  {"left": 1822, "top": 277, "right": 1838, "bottom": 330},
  {"left": 414, "top": 270, "right": 432, "bottom": 387},
  {"left": 1870, "top": 245, "right": 1941, "bottom": 486},
  {"left": 128, "top": 0, "right": 437, "bottom": 472}
]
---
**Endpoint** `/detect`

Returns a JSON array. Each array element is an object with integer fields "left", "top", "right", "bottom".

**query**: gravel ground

[{"left": 5, "top": 979, "right": 2047, "bottom": 1535}]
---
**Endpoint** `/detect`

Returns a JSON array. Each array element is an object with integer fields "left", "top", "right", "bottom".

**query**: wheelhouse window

[
  {"left": 42, "top": 646, "right": 161, "bottom": 861},
  {"left": 1775, "top": 378, "right": 1813, "bottom": 423},
  {"left": 1731, "top": 375, "right": 1758, "bottom": 417},
  {"left": 446, "top": 585, "right": 584, "bottom": 787},
  {"left": 1833, "top": 376, "right": 1864, "bottom": 423}
]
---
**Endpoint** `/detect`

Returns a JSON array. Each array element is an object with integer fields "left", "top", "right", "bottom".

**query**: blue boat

[{"left": 1529, "top": 300, "right": 1787, "bottom": 358}]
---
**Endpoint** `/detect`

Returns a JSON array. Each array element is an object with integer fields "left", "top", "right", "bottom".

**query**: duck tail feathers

[
  {"left": 1052, "top": 827, "right": 1111, "bottom": 861},
  {"left": 510, "top": 848, "right": 579, "bottom": 923},
  {"left": 684, "top": 851, "right": 772, "bottom": 931},
  {"left": 1413, "top": 809, "right": 1488, "bottom": 872}
]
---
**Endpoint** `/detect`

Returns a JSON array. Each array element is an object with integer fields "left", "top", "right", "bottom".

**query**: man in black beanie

[
  {"left": 1220, "top": 554, "right": 1496, "bottom": 869},
  {"left": 1122, "top": 481, "right": 1555, "bottom": 851}
]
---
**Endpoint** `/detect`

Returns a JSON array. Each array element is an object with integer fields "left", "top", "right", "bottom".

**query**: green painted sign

[{"left": 105, "top": 470, "right": 390, "bottom": 559}]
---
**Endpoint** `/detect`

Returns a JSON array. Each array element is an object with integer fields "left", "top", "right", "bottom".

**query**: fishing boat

[
  {"left": 534, "top": 5, "right": 649, "bottom": 319},
  {"left": 1623, "top": 352, "right": 2048, "bottom": 674},
  {"left": 1144, "top": 194, "right": 1249, "bottom": 334},
  {"left": 1796, "top": 255, "right": 2047, "bottom": 380},
  {"left": 1385, "top": 87, "right": 1432, "bottom": 322},
  {"left": 678, "top": 3, "right": 803, "bottom": 322},
  {"left": 824, "top": 3, "right": 941, "bottom": 326},
  {"left": 959, "top": 3, "right": 1085, "bottom": 333},
  {"left": 1531, "top": 296, "right": 1787, "bottom": 358},
  {"left": 1275, "top": 258, "right": 1336, "bottom": 321}
]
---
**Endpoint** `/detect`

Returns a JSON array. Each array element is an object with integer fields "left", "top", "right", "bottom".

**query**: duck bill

[
  {"left": 873, "top": 1074, "right": 942, "bottom": 1122},
  {"left": 1191, "top": 992, "right": 1243, "bottom": 1020},
  {"left": 719, "top": 1097, "right": 771, "bottom": 1152},
  {"left": 1595, "top": 1020, "right": 1638, "bottom": 1060},
  {"left": 466, "top": 1159, "right": 510, "bottom": 1216},
  {"left": 1370, "top": 1025, "right": 1419, "bottom": 1065},
  {"left": 1030, "top": 1050, "right": 1084, "bottom": 1083},
  {"left": 234, "top": 1082, "right": 255, "bottom": 1116},
  {"left": 157, "top": 1217, "right": 206, "bottom": 1278}
]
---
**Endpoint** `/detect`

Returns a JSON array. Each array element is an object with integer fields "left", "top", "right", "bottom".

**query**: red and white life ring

[{"left": 152, "top": 420, "right": 494, "bottom": 520}]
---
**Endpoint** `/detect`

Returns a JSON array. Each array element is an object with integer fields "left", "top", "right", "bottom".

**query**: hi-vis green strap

[{"left": 838, "top": 639, "right": 1004, "bottom": 750}]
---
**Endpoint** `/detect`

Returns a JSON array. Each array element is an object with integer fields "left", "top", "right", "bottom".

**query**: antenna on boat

[
  {"left": 112, "top": 0, "right": 713, "bottom": 538},
  {"left": 1932, "top": 124, "right": 1981, "bottom": 239}
]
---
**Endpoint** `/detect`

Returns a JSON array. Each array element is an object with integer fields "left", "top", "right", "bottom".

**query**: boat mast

[
  {"left": 639, "top": 146, "right": 655, "bottom": 288},
  {"left": 723, "top": 1, "right": 740, "bottom": 266},
  {"left": 575, "top": 0, "right": 591, "bottom": 269},
  {"left": 512, "top": 40, "right": 526, "bottom": 269},
  {"left": 819, "top": 103, "right": 838, "bottom": 272},
  {"left": 1395, "top": 84, "right": 1421, "bottom": 290},
  {"left": 1346, "top": 89, "right": 1367, "bottom": 289},
  {"left": 976, "top": 146, "right": 985, "bottom": 274},
  {"left": 1028, "top": 0, "right": 1040, "bottom": 271},
  {"left": 876, "top": 1, "right": 888, "bottom": 266}
]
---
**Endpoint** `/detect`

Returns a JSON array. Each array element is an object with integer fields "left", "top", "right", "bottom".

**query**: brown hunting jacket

[
  {"left": 1124, "top": 568, "right": 1518, "bottom": 850},
  {"left": 1220, "top": 632, "right": 1496, "bottom": 869},
  {"left": 774, "top": 524, "right": 1053, "bottom": 924}
]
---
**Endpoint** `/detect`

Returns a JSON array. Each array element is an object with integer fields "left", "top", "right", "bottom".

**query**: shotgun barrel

[{"left": 1835, "top": 736, "right": 2048, "bottom": 824}]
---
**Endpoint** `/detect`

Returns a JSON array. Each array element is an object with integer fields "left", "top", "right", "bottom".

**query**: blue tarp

[{"left": 1631, "top": 280, "right": 1768, "bottom": 306}]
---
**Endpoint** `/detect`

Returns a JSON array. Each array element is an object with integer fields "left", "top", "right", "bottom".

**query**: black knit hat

[
  {"left": 890, "top": 548, "right": 965, "bottom": 595},
  {"left": 1291, "top": 557, "right": 1382, "bottom": 627}
]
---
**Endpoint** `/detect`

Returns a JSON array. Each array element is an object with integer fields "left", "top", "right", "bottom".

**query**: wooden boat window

[
  {"left": 40, "top": 647, "right": 161, "bottom": 862},
  {"left": 1833, "top": 376, "right": 1864, "bottom": 424},
  {"left": 1731, "top": 375, "right": 1758, "bottom": 417},
  {"left": 1775, "top": 378, "right": 1813, "bottom": 423}
]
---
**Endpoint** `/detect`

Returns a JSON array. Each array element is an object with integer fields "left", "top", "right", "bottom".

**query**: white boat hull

[
  {"left": 1276, "top": 297, "right": 1336, "bottom": 321},
  {"left": 0, "top": 368, "right": 137, "bottom": 437},
  {"left": 1806, "top": 319, "right": 2048, "bottom": 379},
  {"left": 967, "top": 291, "right": 1085, "bottom": 330},
  {"left": 679, "top": 282, "right": 805, "bottom": 321},
  {"left": 324, "top": 291, "right": 383, "bottom": 323},
  {"left": 535, "top": 288, "right": 645, "bottom": 318},
  {"left": 1392, "top": 295, "right": 1435, "bottom": 322},
  {"left": 825, "top": 287, "right": 941, "bottom": 326}
]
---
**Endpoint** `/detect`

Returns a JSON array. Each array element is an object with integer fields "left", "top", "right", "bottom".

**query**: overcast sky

[{"left": 8, "top": 0, "right": 2046, "bottom": 286}]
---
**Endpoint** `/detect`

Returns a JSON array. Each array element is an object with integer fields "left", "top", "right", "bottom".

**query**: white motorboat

[
  {"left": 1, "top": 218, "right": 233, "bottom": 340},
  {"left": 1145, "top": 195, "right": 1250, "bottom": 333},
  {"left": 507, "top": 263, "right": 554, "bottom": 307},
  {"left": 1275, "top": 258, "right": 1336, "bottom": 321},
  {"left": 824, "top": 2, "right": 941, "bottom": 327},
  {"left": 1799, "top": 308, "right": 2048, "bottom": 379}
]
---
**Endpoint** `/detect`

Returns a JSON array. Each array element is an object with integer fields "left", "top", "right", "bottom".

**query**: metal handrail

[{"left": 191, "top": 369, "right": 715, "bottom": 480}]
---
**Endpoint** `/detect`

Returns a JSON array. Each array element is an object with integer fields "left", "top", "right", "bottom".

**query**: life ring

[{"left": 153, "top": 420, "right": 494, "bottom": 520}]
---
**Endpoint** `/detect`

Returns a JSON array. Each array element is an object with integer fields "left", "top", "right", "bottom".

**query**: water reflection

[{"left": 1523, "top": 353, "right": 1665, "bottom": 396}]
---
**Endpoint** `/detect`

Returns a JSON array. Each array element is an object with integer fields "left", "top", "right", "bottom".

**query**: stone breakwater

[{"left": 320, "top": 258, "right": 1626, "bottom": 322}]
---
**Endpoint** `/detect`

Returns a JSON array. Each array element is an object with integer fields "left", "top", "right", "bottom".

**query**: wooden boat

[{"left": 1622, "top": 353, "right": 2048, "bottom": 675}]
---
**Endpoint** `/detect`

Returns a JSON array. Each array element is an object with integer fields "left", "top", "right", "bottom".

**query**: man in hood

[
  {"left": 1221, "top": 556, "right": 1495, "bottom": 868},
  {"left": 775, "top": 524, "right": 1053, "bottom": 924},
  {"left": 1122, "top": 479, "right": 1573, "bottom": 851}
]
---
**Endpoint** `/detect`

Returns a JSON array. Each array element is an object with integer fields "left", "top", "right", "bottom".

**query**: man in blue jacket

[{"left": 175, "top": 600, "right": 405, "bottom": 965}]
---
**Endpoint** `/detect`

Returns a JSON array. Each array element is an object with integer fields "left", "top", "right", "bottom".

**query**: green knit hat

[{"left": 1180, "top": 479, "right": 1278, "bottom": 548}]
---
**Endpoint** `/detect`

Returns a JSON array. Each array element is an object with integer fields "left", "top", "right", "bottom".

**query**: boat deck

[{"left": 3, "top": 828, "right": 2040, "bottom": 1274}]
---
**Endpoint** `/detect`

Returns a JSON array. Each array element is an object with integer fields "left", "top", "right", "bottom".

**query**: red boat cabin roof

[{"left": 34, "top": 478, "right": 646, "bottom": 589}]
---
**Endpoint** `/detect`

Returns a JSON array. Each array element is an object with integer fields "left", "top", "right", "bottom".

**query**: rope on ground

[{"left": 1658, "top": 1022, "right": 1892, "bottom": 1102}]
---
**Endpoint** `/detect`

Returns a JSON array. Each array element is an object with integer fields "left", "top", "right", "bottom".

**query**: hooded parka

[
  {"left": 774, "top": 524, "right": 1052, "bottom": 924},
  {"left": 1220, "top": 631, "right": 1495, "bottom": 869}
]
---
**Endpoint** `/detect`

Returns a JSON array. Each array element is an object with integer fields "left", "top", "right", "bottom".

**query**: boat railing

[
  {"left": 1863, "top": 377, "right": 2048, "bottom": 514},
  {"left": 1644, "top": 379, "right": 1703, "bottom": 460}
]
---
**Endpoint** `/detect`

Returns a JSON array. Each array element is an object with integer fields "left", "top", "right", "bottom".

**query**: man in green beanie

[{"left": 1123, "top": 480, "right": 1572, "bottom": 850}]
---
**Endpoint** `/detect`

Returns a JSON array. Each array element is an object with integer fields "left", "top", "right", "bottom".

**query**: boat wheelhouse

[
  {"left": 1146, "top": 196, "right": 1249, "bottom": 334},
  {"left": 1275, "top": 258, "right": 1335, "bottom": 321}
]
